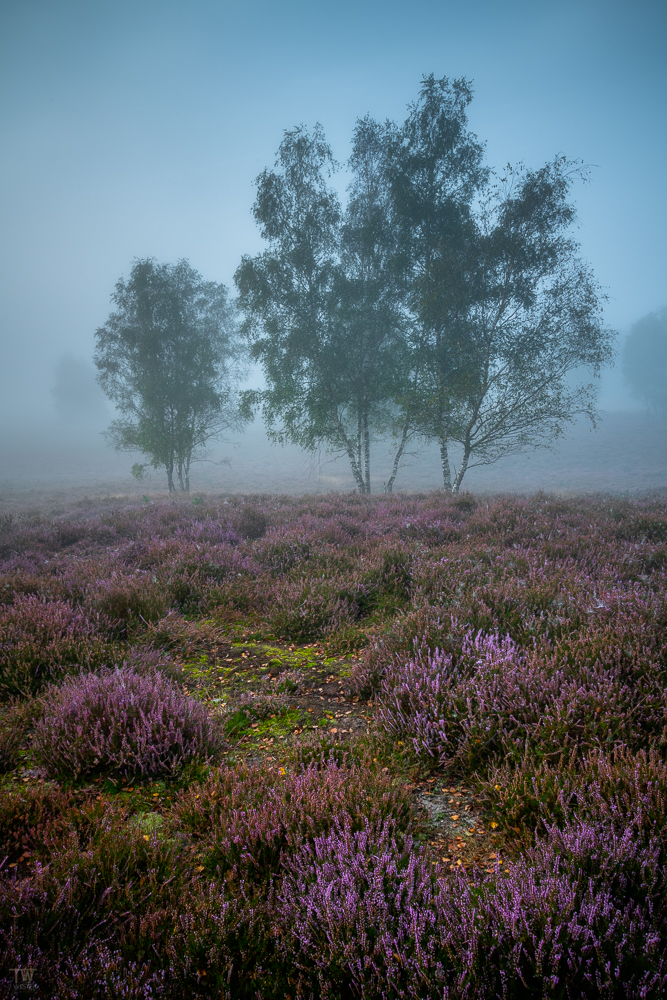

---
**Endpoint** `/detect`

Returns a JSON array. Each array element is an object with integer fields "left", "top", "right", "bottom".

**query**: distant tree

[
  {"left": 622, "top": 307, "right": 667, "bottom": 414},
  {"left": 235, "top": 123, "right": 408, "bottom": 493},
  {"left": 385, "top": 76, "right": 614, "bottom": 493},
  {"left": 52, "top": 353, "right": 108, "bottom": 424},
  {"left": 94, "top": 258, "right": 246, "bottom": 492}
]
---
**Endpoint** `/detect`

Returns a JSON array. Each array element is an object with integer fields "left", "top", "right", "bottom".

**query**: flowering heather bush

[
  {"left": 474, "top": 815, "right": 667, "bottom": 997},
  {"left": 0, "top": 811, "right": 196, "bottom": 999},
  {"left": 267, "top": 575, "right": 361, "bottom": 640},
  {"left": 0, "top": 783, "right": 102, "bottom": 862},
  {"left": 0, "top": 594, "right": 112, "bottom": 699},
  {"left": 1, "top": 491, "right": 667, "bottom": 994},
  {"left": 484, "top": 745, "right": 667, "bottom": 841},
  {"left": 377, "top": 624, "right": 667, "bottom": 775},
  {"left": 278, "top": 820, "right": 462, "bottom": 999},
  {"left": 173, "top": 758, "right": 415, "bottom": 882},
  {"left": 33, "top": 666, "right": 223, "bottom": 780},
  {"left": 279, "top": 808, "right": 667, "bottom": 998},
  {"left": 0, "top": 703, "right": 25, "bottom": 772},
  {"left": 143, "top": 610, "right": 226, "bottom": 655}
]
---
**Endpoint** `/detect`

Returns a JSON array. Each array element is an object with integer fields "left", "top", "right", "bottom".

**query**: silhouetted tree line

[{"left": 95, "top": 75, "right": 619, "bottom": 493}]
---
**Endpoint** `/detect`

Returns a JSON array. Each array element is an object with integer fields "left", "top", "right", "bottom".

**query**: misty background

[{"left": 1, "top": 0, "right": 665, "bottom": 503}]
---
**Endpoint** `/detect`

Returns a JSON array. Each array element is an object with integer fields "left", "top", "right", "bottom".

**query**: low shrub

[
  {"left": 90, "top": 573, "right": 171, "bottom": 634},
  {"left": 268, "top": 576, "right": 360, "bottom": 641},
  {"left": 0, "top": 701, "right": 27, "bottom": 772},
  {"left": 278, "top": 820, "right": 458, "bottom": 1000},
  {"left": 279, "top": 802, "right": 667, "bottom": 998},
  {"left": 172, "top": 758, "right": 415, "bottom": 883},
  {"left": 377, "top": 627, "right": 667, "bottom": 778},
  {"left": 0, "top": 594, "right": 111, "bottom": 700},
  {"left": 0, "top": 783, "right": 100, "bottom": 863},
  {"left": 481, "top": 745, "right": 667, "bottom": 842},
  {"left": 32, "top": 666, "right": 223, "bottom": 781}
]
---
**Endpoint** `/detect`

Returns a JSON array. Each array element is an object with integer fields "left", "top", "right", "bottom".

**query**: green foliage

[
  {"left": 237, "top": 75, "right": 613, "bottom": 494},
  {"left": 94, "top": 258, "right": 247, "bottom": 493}
]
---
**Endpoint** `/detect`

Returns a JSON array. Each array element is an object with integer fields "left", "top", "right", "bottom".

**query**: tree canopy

[
  {"left": 236, "top": 75, "right": 614, "bottom": 493},
  {"left": 94, "top": 258, "right": 246, "bottom": 492},
  {"left": 235, "top": 122, "right": 408, "bottom": 493}
]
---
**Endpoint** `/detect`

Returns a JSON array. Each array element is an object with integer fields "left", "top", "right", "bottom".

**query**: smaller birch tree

[{"left": 94, "top": 258, "right": 245, "bottom": 492}]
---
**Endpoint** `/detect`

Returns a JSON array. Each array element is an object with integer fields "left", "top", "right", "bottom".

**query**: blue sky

[{"left": 1, "top": 0, "right": 665, "bottom": 421}]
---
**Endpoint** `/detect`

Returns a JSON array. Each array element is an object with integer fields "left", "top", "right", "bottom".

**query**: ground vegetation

[{"left": 1, "top": 489, "right": 666, "bottom": 996}]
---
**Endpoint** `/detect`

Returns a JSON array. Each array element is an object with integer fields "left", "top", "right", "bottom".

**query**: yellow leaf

[
  {"left": 490, "top": 821, "right": 498, "bottom": 829},
  {"left": 143, "top": 835, "right": 150, "bottom": 841},
  {"left": 494, "top": 784, "right": 501, "bottom": 791}
]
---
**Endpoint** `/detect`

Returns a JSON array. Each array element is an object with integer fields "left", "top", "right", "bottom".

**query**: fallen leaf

[{"left": 451, "top": 814, "right": 460, "bottom": 821}]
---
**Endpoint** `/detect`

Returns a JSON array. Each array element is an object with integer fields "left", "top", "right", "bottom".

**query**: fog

[{"left": 1, "top": 0, "right": 666, "bottom": 505}]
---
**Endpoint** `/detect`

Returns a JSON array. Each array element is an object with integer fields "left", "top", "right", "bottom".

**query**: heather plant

[
  {"left": 277, "top": 820, "right": 466, "bottom": 1000},
  {"left": 0, "top": 812, "right": 197, "bottom": 998},
  {"left": 1, "top": 491, "right": 667, "bottom": 995},
  {"left": 267, "top": 575, "right": 361, "bottom": 640},
  {"left": 274, "top": 669, "right": 305, "bottom": 693},
  {"left": 0, "top": 701, "right": 26, "bottom": 772},
  {"left": 278, "top": 807, "right": 667, "bottom": 999},
  {"left": 483, "top": 745, "right": 667, "bottom": 842},
  {"left": 0, "top": 594, "right": 112, "bottom": 700},
  {"left": 0, "top": 719, "right": 21, "bottom": 772},
  {"left": 172, "top": 758, "right": 415, "bottom": 883},
  {"left": 377, "top": 625, "right": 667, "bottom": 777},
  {"left": 33, "top": 666, "right": 223, "bottom": 780},
  {"left": 0, "top": 783, "right": 102, "bottom": 863},
  {"left": 473, "top": 815, "right": 667, "bottom": 997},
  {"left": 89, "top": 571, "right": 171, "bottom": 633},
  {"left": 143, "top": 610, "right": 226, "bottom": 656}
]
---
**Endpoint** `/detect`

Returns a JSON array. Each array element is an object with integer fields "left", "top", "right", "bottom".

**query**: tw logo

[{"left": 11, "top": 968, "right": 37, "bottom": 991}]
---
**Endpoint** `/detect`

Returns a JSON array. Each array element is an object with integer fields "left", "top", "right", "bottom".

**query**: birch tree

[
  {"left": 445, "top": 159, "right": 615, "bottom": 492},
  {"left": 94, "top": 258, "right": 245, "bottom": 492},
  {"left": 236, "top": 123, "right": 408, "bottom": 493},
  {"left": 388, "top": 74, "right": 488, "bottom": 489}
]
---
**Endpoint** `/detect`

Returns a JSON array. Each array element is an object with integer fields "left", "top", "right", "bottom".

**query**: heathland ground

[{"left": 1, "top": 489, "right": 666, "bottom": 997}]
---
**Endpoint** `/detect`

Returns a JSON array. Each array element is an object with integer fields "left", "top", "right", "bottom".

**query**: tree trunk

[
  {"left": 363, "top": 411, "right": 371, "bottom": 494},
  {"left": 440, "top": 437, "right": 452, "bottom": 491},
  {"left": 452, "top": 443, "right": 471, "bottom": 494},
  {"left": 385, "top": 421, "right": 410, "bottom": 493},
  {"left": 166, "top": 465, "right": 175, "bottom": 492},
  {"left": 343, "top": 436, "right": 367, "bottom": 493}
]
